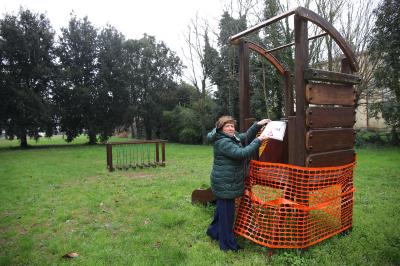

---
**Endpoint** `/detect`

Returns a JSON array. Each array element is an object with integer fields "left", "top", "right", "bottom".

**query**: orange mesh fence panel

[{"left": 234, "top": 160, "right": 355, "bottom": 249}]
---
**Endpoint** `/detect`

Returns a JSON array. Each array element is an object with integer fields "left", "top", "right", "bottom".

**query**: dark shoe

[{"left": 233, "top": 245, "right": 244, "bottom": 252}]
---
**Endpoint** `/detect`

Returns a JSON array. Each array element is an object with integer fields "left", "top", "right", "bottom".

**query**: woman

[{"left": 206, "top": 115, "right": 270, "bottom": 251}]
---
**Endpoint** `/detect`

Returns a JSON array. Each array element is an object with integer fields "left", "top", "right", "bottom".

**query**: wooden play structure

[
  {"left": 192, "top": 7, "right": 361, "bottom": 249},
  {"left": 106, "top": 140, "right": 166, "bottom": 171}
]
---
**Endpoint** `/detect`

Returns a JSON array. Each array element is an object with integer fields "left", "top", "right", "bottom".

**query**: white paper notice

[{"left": 260, "top": 121, "right": 287, "bottom": 141}]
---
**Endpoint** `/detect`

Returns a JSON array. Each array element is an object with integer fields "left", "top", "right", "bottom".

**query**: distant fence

[{"left": 106, "top": 140, "right": 166, "bottom": 171}]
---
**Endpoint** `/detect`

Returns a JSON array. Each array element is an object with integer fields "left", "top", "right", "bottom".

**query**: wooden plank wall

[{"left": 303, "top": 64, "right": 360, "bottom": 167}]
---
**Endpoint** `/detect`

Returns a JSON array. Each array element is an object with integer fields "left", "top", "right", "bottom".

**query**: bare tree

[
  {"left": 223, "top": 0, "right": 263, "bottom": 24},
  {"left": 338, "top": 0, "right": 380, "bottom": 128},
  {"left": 315, "top": 0, "right": 345, "bottom": 70},
  {"left": 183, "top": 14, "right": 214, "bottom": 144},
  {"left": 278, "top": 0, "right": 325, "bottom": 67}
]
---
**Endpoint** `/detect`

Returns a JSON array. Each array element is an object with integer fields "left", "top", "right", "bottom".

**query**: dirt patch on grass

[
  {"left": 15, "top": 224, "right": 28, "bottom": 235},
  {"left": 119, "top": 172, "right": 155, "bottom": 179},
  {"left": 85, "top": 175, "right": 102, "bottom": 182}
]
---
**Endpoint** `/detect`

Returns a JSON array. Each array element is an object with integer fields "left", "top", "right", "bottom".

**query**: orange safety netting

[{"left": 234, "top": 160, "right": 355, "bottom": 249}]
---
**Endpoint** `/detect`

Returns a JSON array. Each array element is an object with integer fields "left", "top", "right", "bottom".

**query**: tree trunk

[
  {"left": 155, "top": 128, "right": 161, "bottom": 139},
  {"left": 366, "top": 89, "right": 370, "bottom": 129},
  {"left": 145, "top": 128, "right": 152, "bottom": 140},
  {"left": 144, "top": 120, "right": 152, "bottom": 140},
  {"left": 201, "top": 78, "right": 207, "bottom": 144},
  {"left": 391, "top": 127, "right": 399, "bottom": 145},
  {"left": 326, "top": 36, "right": 333, "bottom": 71},
  {"left": 201, "top": 118, "right": 207, "bottom": 144},
  {"left": 130, "top": 121, "right": 138, "bottom": 139},
  {"left": 88, "top": 130, "right": 97, "bottom": 145},
  {"left": 19, "top": 131, "right": 28, "bottom": 149}
]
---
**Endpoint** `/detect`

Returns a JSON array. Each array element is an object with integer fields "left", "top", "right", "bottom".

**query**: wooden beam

[
  {"left": 266, "top": 32, "right": 328, "bottom": 53},
  {"left": 304, "top": 68, "right": 361, "bottom": 85},
  {"left": 294, "top": 15, "right": 308, "bottom": 166},
  {"left": 288, "top": 116, "right": 296, "bottom": 165},
  {"left": 239, "top": 40, "right": 250, "bottom": 132},
  {"left": 295, "top": 7, "right": 359, "bottom": 72},
  {"left": 306, "top": 83, "right": 356, "bottom": 106},
  {"left": 306, "top": 107, "right": 355, "bottom": 128},
  {"left": 284, "top": 71, "right": 294, "bottom": 117},
  {"left": 306, "top": 128, "right": 355, "bottom": 153},
  {"left": 106, "top": 143, "right": 113, "bottom": 171},
  {"left": 306, "top": 149, "right": 355, "bottom": 167},
  {"left": 247, "top": 41, "right": 286, "bottom": 75},
  {"left": 191, "top": 187, "right": 216, "bottom": 205},
  {"left": 229, "top": 9, "right": 296, "bottom": 43}
]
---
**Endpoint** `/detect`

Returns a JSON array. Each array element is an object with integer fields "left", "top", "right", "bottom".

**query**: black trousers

[{"left": 206, "top": 198, "right": 239, "bottom": 251}]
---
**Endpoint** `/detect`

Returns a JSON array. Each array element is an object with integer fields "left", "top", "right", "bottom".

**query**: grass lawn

[{"left": 0, "top": 136, "right": 399, "bottom": 265}]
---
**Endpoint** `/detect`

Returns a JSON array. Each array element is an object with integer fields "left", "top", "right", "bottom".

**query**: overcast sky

[{"left": 1, "top": 0, "right": 224, "bottom": 65}]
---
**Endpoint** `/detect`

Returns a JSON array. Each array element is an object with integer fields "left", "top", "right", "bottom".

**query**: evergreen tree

[
  {"left": 96, "top": 25, "right": 129, "bottom": 142},
  {"left": 214, "top": 12, "right": 247, "bottom": 120},
  {"left": 123, "top": 39, "right": 142, "bottom": 138},
  {"left": 0, "top": 8, "right": 56, "bottom": 148},
  {"left": 162, "top": 82, "right": 215, "bottom": 143},
  {"left": 369, "top": 0, "right": 400, "bottom": 144},
  {"left": 55, "top": 15, "right": 99, "bottom": 144},
  {"left": 251, "top": 0, "right": 291, "bottom": 120},
  {"left": 123, "top": 35, "right": 182, "bottom": 139}
]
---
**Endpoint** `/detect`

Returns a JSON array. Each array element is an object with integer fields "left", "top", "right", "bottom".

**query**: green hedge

[{"left": 355, "top": 129, "right": 390, "bottom": 147}]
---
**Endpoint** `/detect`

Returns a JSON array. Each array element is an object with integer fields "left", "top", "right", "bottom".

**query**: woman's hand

[
  {"left": 257, "top": 134, "right": 268, "bottom": 141},
  {"left": 257, "top": 119, "right": 271, "bottom": 126},
  {"left": 257, "top": 119, "right": 270, "bottom": 141}
]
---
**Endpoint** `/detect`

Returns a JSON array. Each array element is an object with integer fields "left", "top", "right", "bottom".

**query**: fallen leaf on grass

[
  {"left": 143, "top": 218, "right": 150, "bottom": 225},
  {"left": 62, "top": 252, "right": 79, "bottom": 258}
]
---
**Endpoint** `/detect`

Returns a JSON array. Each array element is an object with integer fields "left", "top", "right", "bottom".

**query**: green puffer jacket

[{"left": 207, "top": 122, "right": 262, "bottom": 199}]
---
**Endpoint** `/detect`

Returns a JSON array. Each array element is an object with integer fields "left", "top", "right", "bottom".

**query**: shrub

[
  {"left": 355, "top": 129, "right": 389, "bottom": 147},
  {"left": 162, "top": 106, "right": 202, "bottom": 144}
]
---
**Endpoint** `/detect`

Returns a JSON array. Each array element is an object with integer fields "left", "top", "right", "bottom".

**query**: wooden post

[
  {"left": 288, "top": 116, "right": 296, "bottom": 165},
  {"left": 156, "top": 142, "right": 160, "bottom": 165},
  {"left": 341, "top": 57, "right": 353, "bottom": 74},
  {"left": 161, "top": 142, "right": 166, "bottom": 166},
  {"left": 294, "top": 14, "right": 308, "bottom": 166},
  {"left": 341, "top": 57, "right": 354, "bottom": 233},
  {"left": 245, "top": 117, "right": 257, "bottom": 160},
  {"left": 284, "top": 71, "right": 294, "bottom": 117},
  {"left": 239, "top": 40, "right": 250, "bottom": 132},
  {"left": 244, "top": 118, "right": 255, "bottom": 131},
  {"left": 106, "top": 144, "right": 113, "bottom": 171},
  {"left": 294, "top": 14, "right": 310, "bottom": 248}
]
